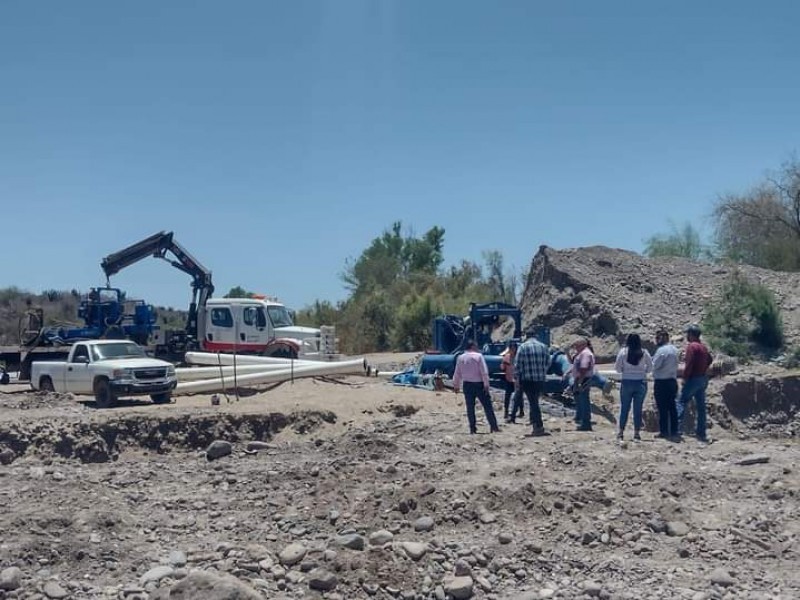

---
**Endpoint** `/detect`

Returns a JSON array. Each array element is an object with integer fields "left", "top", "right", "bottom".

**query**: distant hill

[{"left": 0, "top": 287, "right": 187, "bottom": 345}]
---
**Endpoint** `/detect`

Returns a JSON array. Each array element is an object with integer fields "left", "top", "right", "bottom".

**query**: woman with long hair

[{"left": 614, "top": 333, "right": 653, "bottom": 441}]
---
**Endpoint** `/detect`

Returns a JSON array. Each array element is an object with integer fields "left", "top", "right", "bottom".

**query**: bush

[{"left": 702, "top": 271, "right": 784, "bottom": 359}]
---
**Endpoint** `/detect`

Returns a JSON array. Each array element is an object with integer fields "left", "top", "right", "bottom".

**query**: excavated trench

[{"left": 0, "top": 409, "right": 337, "bottom": 464}]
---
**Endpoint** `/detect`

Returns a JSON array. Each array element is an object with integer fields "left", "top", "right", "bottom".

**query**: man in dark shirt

[{"left": 676, "top": 324, "right": 714, "bottom": 442}]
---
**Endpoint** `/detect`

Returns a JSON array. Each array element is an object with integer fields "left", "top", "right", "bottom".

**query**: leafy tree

[
  {"left": 294, "top": 299, "right": 341, "bottom": 328},
  {"left": 224, "top": 286, "right": 256, "bottom": 298},
  {"left": 643, "top": 222, "right": 706, "bottom": 260},
  {"left": 713, "top": 157, "right": 800, "bottom": 270}
]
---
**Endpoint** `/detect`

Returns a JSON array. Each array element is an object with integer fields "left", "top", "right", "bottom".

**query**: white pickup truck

[{"left": 30, "top": 340, "right": 177, "bottom": 408}]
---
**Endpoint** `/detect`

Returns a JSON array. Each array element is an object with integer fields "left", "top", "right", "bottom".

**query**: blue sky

[{"left": 1, "top": 1, "right": 798, "bottom": 312}]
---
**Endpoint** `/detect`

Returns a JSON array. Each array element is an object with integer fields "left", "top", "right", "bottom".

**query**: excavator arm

[{"left": 100, "top": 231, "right": 214, "bottom": 341}]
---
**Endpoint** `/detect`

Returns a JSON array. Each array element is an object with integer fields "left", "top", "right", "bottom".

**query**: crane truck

[{"left": 101, "top": 231, "right": 326, "bottom": 360}]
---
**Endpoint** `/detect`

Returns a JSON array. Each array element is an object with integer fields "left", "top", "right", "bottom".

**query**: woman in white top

[{"left": 614, "top": 333, "right": 653, "bottom": 441}]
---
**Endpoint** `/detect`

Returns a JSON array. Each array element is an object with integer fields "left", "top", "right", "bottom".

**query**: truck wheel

[
  {"left": 94, "top": 378, "right": 116, "bottom": 409},
  {"left": 39, "top": 376, "right": 55, "bottom": 392},
  {"left": 150, "top": 392, "right": 171, "bottom": 405},
  {"left": 268, "top": 346, "right": 298, "bottom": 359}
]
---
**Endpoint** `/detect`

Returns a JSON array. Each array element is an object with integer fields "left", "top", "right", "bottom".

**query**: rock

[
  {"left": 155, "top": 570, "right": 262, "bottom": 599},
  {"left": 369, "top": 529, "right": 394, "bottom": 545},
  {"left": 539, "top": 589, "right": 556, "bottom": 599},
  {"left": 245, "top": 441, "right": 275, "bottom": 452},
  {"left": 0, "top": 447, "right": 15, "bottom": 465},
  {"left": 279, "top": 543, "right": 307, "bottom": 566},
  {"left": 736, "top": 454, "right": 770, "bottom": 466},
  {"left": 43, "top": 581, "right": 69, "bottom": 599},
  {"left": 478, "top": 511, "right": 496, "bottom": 524},
  {"left": 0, "top": 567, "right": 22, "bottom": 591},
  {"left": 454, "top": 558, "right": 472, "bottom": 576},
  {"left": 168, "top": 550, "right": 188, "bottom": 568},
  {"left": 205, "top": 440, "right": 233, "bottom": 461},
  {"left": 335, "top": 533, "right": 365, "bottom": 550},
  {"left": 709, "top": 567, "right": 735, "bottom": 587},
  {"left": 307, "top": 568, "right": 338, "bottom": 592},
  {"left": 401, "top": 541, "right": 428, "bottom": 561},
  {"left": 666, "top": 521, "right": 690, "bottom": 537},
  {"left": 140, "top": 565, "right": 174, "bottom": 586},
  {"left": 497, "top": 532, "right": 513, "bottom": 545},
  {"left": 443, "top": 576, "right": 474, "bottom": 599},
  {"left": 582, "top": 580, "right": 602, "bottom": 597},
  {"left": 414, "top": 516, "right": 435, "bottom": 532}
]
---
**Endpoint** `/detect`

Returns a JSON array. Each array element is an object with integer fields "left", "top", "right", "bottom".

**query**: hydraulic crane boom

[{"left": 100, "top": 231, "right": 214, "bottom": 341}]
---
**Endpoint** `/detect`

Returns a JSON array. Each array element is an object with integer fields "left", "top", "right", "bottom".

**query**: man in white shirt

[{"left": 652, "top": 329, "right": 680, "bottom": 438}]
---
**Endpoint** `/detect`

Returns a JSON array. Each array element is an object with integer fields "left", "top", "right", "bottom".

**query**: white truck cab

[
  {"left": 30, "top": 340, "right": 177, "bottom": 408},
  {"left": 200, "top": 297, "right": 323, "bottom": 358}
]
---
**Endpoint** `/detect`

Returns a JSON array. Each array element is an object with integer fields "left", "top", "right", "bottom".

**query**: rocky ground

[{"left": 0, "top": 355, "right": 798, "bottom": 600}]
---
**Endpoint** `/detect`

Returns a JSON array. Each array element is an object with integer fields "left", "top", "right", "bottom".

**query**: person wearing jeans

[
  {"left": 453, "top": 340, "right": 500, "bottom": 434},
  {"left": 513, "top": 334, "right": 550, "bottom": 436},
  {"left": 677, "top": 324, "right": 714, "bottom": 442},
  {"left": 615, "top": 333, "right": 653, "bottom": 441},
  {"left": 500, "top": 341, "right": 523, "bottom": 422},
  {"left": 569, "top": 338, "right": 596, "bottom": 432}
]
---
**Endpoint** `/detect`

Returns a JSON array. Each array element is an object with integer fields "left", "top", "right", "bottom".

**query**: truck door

[
  {"left": 66, "top": 344, "right": 93, "bottom": 393},
  {"left": 240, "top": 305, "right": 268, "bottom": 348},
  {"left": 203, "top": 306, "right": 235, "bottom": 352}
]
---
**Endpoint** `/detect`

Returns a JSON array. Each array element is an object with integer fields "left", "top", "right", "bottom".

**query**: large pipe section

[
  {"left": 174, "top": 357, "right": 367, "bottom": 395},
  {"left": 184, "top": 351, "right": 335, "bottom": 367},
  {"left": 176, "top": 363, "right": 288, "bottom": 381}
]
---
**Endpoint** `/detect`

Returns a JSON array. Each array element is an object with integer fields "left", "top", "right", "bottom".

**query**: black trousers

[
  {"left": 515, "top": 380, "right": 544, "bottom": 428},
  {"left": 654, "top": 378, "right": 679, "bottom": 437},
  {"left": 463, "top": 381, "right": 499, "bottom": 433}
]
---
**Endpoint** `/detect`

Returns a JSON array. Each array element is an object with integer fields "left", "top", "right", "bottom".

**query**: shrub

[{"left": 702, "top": 271, "right": 784, "bottom": 359}]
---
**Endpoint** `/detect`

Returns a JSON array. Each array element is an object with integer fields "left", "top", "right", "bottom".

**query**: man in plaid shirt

[{"left": 513, "top": 334, "right": 550, "bottom": 436}]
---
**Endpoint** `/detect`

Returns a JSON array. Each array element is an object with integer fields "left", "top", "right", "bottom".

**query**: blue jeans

[
  {"left": 575, "top": 387, "right": 591, "bottom": 429},
  {"left": 677, "top": 376, "right": 708, "bottom": 440},
  {"left": 572, "top": 373, "right": 608, "bottom": 423},
  {"left": 619, "top": 379, "right": 647, "bottom": 433}
]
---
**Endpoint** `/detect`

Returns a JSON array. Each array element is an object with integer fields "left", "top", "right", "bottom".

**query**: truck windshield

[
  {"left": 267, "top": 305, "right": 293, "bottom": 328},
  {"left": 91, "top": 343, "right": 147, "bottom": 361}
]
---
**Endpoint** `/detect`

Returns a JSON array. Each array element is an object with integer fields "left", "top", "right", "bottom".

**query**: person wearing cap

[
  {"left": 453, "top": 340, "right": 500, "bottom": 434},
  {"left": 500, "top": 340, "right": 523, "bottom": 422},
  {"left": 651, "top": 329, "right": 680, "bottom": 438},
  {"left": 677, "top": 324, "right": 714, "bottom": 442},
  {"left": 570, "top": 337, "right": 595, "bottom": 432}
]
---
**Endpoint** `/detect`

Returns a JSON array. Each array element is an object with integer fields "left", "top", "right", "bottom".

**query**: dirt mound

[{"left": 520, "top": 245, "right": 800, "bottom": 359}]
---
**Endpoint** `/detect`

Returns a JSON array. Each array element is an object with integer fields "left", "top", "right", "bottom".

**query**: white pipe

[
  {"left": 175, "top": 358, "right": 367, "bottom": 394},
  {"left": 176, "top": 363, "right": 288, "bottom": 381},
  {"left": 185, "top": 351, "right": 325, "bottom": 367}
]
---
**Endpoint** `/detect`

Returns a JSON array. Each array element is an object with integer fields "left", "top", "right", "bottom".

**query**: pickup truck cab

[{"left": 30, "top": 340, "right": 177, "bottom": 408}]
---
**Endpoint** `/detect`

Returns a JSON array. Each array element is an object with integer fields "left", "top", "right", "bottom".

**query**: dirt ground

[{"left": 0, "top": 354, "right": 798, "bottom": 600}]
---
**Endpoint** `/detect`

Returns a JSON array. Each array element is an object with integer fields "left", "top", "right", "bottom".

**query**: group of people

[{"left": 451, "top": 324, "right": 714, "bottom": 442}]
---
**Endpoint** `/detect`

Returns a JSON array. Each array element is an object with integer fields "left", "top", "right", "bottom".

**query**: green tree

[
  {"left": 643, "top": 222, "right": 706, "bottom": 260},
  {"left": 223, "top": 286, "right": 256, "bottom": 298}
]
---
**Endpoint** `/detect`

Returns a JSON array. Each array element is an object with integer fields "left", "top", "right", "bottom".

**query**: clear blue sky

[{"left": 2, "top": 1, "right": 798, "bottom": 311}]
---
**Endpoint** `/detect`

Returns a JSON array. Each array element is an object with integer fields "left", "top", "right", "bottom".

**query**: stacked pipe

[{"left": 174, "top": 352, "right": 368, "bottom": 394}]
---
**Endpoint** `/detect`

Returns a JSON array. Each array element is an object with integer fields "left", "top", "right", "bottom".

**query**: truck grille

[{"left": 134, "top": 368, "right": 168, "bottom": 380}]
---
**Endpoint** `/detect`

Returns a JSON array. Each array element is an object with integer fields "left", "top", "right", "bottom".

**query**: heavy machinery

[
  {"left": 100, "top": 230, "right": 214, "bottom": 359},
  {"left": 419, "top": 302, "right": 532, "bottom": 378}
]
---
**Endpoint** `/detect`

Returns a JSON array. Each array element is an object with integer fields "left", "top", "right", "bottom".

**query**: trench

[{"left": 0, "top": 409, "right": 337, "bottom": 464}]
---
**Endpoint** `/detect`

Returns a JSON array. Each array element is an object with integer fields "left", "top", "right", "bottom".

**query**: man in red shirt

[{"left": 676, "top": 324, "right": 714, "bottom": 442}]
